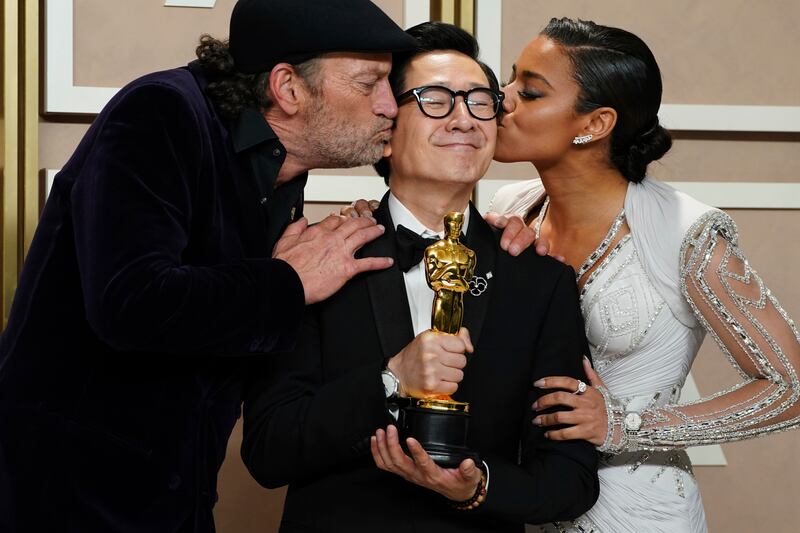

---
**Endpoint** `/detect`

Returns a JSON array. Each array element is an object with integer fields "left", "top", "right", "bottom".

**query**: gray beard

[{"left": 298, "top": 101, "right": 386, "bottom": 169}]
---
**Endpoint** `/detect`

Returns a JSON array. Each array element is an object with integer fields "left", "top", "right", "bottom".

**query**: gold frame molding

[
  {"left": 430, "top": 0, "right": 475, "bottom": 32},
  {"left": 1, "top": 0, "right": 38, "bottom": 327}
]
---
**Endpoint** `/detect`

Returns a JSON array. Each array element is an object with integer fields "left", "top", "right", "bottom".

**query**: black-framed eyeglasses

[{"left": 396, "top": 85, "right": 505, "bottom": 121}]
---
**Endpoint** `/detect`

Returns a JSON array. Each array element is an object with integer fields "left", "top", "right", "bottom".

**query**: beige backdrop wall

[{"left": 38, "top": 1, "right": 799, "bottom": 532}]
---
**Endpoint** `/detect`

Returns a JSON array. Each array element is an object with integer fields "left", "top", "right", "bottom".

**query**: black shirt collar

[
  {"left": 230, "top": 107, "right": 280, "bottom": 154},
  {"left": 188, "top": 59, "right": 307, "bottom": 252},
  {"left": 230, "top": 107, "right": 307, "bottom": 249}
]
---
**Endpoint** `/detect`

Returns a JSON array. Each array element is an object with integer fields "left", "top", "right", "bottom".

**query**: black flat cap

[{"left": 229, "top": 0, "right": 418, "bottom": 73}]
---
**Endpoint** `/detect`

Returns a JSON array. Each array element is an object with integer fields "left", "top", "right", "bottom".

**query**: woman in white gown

[{"left": 490, "top": 18, "right": 800, "bottom": 533}]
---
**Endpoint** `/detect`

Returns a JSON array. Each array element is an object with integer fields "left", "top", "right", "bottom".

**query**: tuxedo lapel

[
  {"left": 361, "top": 199, "right": 496, "bottom": 359},
  {"left": 461, "top": 203, "right": 497, "bottom": 350},
  {"left": 362, "top": 194, "right": 415, "bottom": 360}
]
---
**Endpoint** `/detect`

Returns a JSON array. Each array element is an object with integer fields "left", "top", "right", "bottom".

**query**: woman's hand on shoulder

[
  {"left": 484, "top": 212, "right": 535, "bottom": 257},
  {"left": 485, "top": 212, "right": 565, "bottom": 262}
]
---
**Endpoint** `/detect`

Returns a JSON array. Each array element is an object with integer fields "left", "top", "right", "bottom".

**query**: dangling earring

[{"left": 572, "top": 134, "right": 593, "bottom": 145}]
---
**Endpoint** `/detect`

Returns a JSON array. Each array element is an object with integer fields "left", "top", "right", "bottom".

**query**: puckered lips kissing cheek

[
  {"left": 497, "top": 112, "right": 512, "bottom": 132},
  {"left": 378, "top": 119, "right": 394, "bottom": 157},
  {"left": 495, "top": 114, "right": 518, "bottom": 154}
]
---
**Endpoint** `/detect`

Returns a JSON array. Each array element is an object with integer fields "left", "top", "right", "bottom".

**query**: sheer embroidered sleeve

[{"left": 601, "top": 210, "right": 800, "bottom": 452}]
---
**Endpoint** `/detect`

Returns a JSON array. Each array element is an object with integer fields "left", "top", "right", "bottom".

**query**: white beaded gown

[{"left": 490, "top": 177, "right": 800, "bottom": 533}]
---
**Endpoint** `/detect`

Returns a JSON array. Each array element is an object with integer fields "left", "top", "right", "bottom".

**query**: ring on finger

[{"left": 574, "top": 380, "right": 587, "bottom": 395}]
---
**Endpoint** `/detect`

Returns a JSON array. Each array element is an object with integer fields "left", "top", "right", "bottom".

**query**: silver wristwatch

[
  {"left": 624, "top": 412, "right": 643, "bottom": 432},
  {"left": 381, "top": 368, "right": 400, "bottom": 399}
]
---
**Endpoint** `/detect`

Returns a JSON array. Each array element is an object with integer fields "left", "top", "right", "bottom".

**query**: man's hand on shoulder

[
  {"left": 272, "top": 215, "right": 393, "bottom": 304},
  {"left": 341, "top": 198, "right": 379, "bottom": 219},
  {"left": 387, "top": 327, "right": 473, "bottom": 398}
]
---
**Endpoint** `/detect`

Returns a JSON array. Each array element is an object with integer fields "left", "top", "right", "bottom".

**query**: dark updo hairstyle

[
  {"left": 542, "top": 17, "right": 672, "bottom": 183},
  {"left": 374, "top": 21, "right": 500, "bottom": 183}
]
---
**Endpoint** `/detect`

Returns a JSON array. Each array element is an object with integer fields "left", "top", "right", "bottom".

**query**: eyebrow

[
  {"left": 354, "top": 62, "right": 391, "bottom": 77},
  {"left": 511, "top": 64, "right": 554, "bottom": 89},
  {"left": 356, "top": 67, "right": 388, "bottom": 79}
]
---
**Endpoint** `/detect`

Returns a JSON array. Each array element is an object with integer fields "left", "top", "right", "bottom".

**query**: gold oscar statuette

[
  {"left": 397, "top": 211, "right": 480, "bottom": 467},
  {"left": 425, "top": 211, "right": 476, "bottom": 336}
]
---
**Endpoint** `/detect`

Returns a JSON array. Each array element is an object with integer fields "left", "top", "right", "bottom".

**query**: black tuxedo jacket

[{"left": 242, "top": 199, "right": 599, "bottom": 533}]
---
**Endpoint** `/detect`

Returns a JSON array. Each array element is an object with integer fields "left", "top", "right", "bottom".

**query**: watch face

[
  {"left": 624, "top": 412, "right": 642, "bottom": 431},
  {"left": 381, "top": 371, "right": 398, "bottom": 397}
]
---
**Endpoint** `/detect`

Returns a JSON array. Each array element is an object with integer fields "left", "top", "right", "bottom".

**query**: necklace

[{"left": 534, "top": 196, "right": 627, "bottom": 281}]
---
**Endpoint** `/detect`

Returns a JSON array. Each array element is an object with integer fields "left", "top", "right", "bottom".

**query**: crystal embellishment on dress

[
  {"left": 598, "top": 209, "right": 800, "bottom": 451},
  {"left": 719, "top": 244, "right": 767, "bottom": 309},
  {"left": 583, "top": 247, "right": 666, "bottom": 367},
  {"left": 522, "top": 189, "right": 799, "bottom": 531},
  {"left": 579, "top": 235, "right": 631, "bottom": 301},
  {"left": 545, "top": 517, "right": 598, "bottom": 533},
  {"left": 534, "top": 196, "right": 626, "bottom": 282},
  {"left": 628, "top": 452, "right": 650, "bottom": 473},
  {"left": 587, "top": 207, "right": 800, "bottom": 458}
]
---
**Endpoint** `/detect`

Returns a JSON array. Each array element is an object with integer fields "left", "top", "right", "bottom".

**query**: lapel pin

[{"left": 469, "top": 274, "right": 488, "bottom": 296}]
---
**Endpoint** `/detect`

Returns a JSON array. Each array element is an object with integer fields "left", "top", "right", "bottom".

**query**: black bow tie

[{"left": 395, "top": 225, "right": 440, "bottom": 272}]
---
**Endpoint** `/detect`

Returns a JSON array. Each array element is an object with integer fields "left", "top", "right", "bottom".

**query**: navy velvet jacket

[{"left": 0, "top": 63, "right": 304, "bottom": 532}]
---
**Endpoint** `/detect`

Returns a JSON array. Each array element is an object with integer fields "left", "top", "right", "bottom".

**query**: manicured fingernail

[
  {"left": 544, "top": 432, "right": 551, "bottom": 439},
  {"left": 532, "top": 416, "right": 542, "bottom": 426},
  {"left": 534, "top": 379, "right": 546, "bottom": 387},
  {"left": 531, "top": 401, "right": 539, "bottom": 410},
  {"left": 509, "top": 244, "right": 520, "bottom": 255},
  {"left": 377, "top": 224, "right": 385, "bottom": 231}
]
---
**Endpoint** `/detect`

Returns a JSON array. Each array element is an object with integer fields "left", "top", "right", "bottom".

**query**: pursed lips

[{"left": 376, "top": 126, "right": 393, "bottom": 141}]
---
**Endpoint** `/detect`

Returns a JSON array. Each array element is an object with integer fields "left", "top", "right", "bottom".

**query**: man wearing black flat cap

[{"left": 0, "top": 1, "right": 419, "bottom": 532}]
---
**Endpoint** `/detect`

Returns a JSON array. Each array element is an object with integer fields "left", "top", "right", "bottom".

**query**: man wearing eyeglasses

[{"left": 241, "top": 22, "right": 598, "bottom": 532}]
